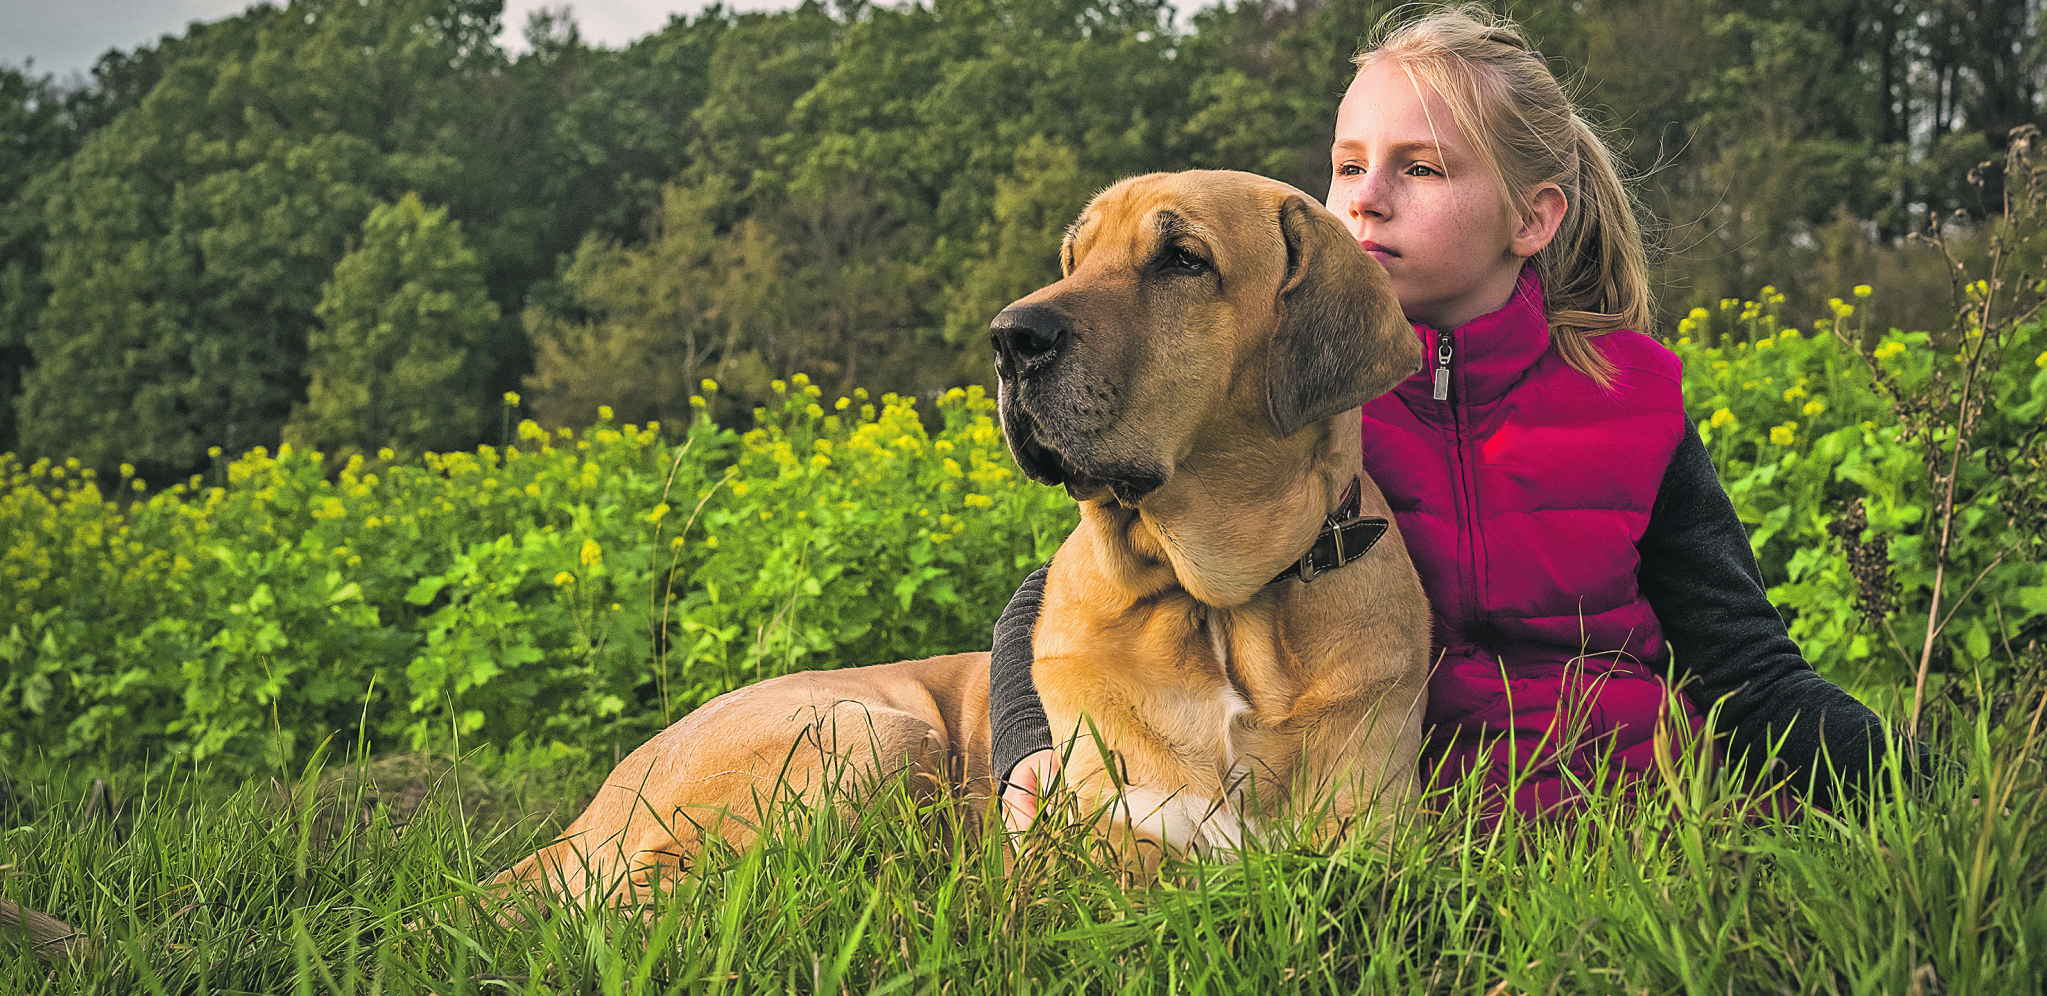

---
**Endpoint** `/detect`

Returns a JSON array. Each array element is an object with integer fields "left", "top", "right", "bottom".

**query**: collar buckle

[{"left": 1274, "top": 477, "right": 1389, "bottom": 586}]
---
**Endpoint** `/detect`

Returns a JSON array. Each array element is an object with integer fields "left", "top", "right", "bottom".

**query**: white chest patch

[
  {"left": 1205, "top": 616, "right": 1254, "bottom": 783},
  {"left": 1113, "top": 785, "right": 1258, "bottom": 856}
]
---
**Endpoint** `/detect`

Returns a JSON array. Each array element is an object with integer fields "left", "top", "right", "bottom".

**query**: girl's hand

[{"left": 1001, "top": 749, "right": 1061, "bottom": 834}]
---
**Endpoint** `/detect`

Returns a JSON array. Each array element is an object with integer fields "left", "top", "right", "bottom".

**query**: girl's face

[{"left": 1325, "top": 60, "right": 1560, "bottom": 332}]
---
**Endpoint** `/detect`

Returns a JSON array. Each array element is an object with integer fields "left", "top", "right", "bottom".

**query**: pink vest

[{"left": 1358, "top": 271, "right": 1702, "bottom": 816}]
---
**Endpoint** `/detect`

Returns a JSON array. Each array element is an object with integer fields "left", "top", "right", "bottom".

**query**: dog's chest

[
  {"left": 1035, "top": 588, "right": 1304, "bottom": 775},
  {"left": 1194, "top": 602, "right": 1291, "bottom": 714}
]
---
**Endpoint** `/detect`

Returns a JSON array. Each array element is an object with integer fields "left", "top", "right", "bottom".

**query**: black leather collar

[{"left": 1270, "top": 477, "right": 1390, "bottom": 584}]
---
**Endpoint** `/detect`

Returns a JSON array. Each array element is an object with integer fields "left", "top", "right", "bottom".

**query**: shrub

[
  {"left": 0, "top": 382, "right": 1072, "bottom": 779},
  {"left": 1673, "top": 284, "right": 2047, "bottom": 707}
]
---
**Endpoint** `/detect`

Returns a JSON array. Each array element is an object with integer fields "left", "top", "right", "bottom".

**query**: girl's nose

[{"left": 1344, "top": 169, "right": 1392, "bottom": 223}]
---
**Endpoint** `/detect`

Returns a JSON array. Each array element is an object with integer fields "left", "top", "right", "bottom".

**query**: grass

[{"left": 1, "top": 688, "right": 2042, "bottom": 995}]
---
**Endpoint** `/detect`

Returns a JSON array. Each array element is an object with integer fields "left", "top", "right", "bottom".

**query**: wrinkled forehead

[{"left": 1064, "top": 172, "right": 1290, "bottom": 269}]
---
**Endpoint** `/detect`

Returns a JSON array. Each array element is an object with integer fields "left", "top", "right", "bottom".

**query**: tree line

[{"left": 0, "top": 0, "right": 2039, "bottom": 479}]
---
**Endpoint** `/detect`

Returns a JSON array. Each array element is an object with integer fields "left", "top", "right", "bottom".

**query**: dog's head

[{"left": 990, "top": 170, "right": 1418, "bottom": 506}]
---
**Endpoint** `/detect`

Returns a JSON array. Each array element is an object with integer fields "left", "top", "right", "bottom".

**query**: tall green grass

[{"left": 3, "top": 685, "right": 2040, "bottom": 994}]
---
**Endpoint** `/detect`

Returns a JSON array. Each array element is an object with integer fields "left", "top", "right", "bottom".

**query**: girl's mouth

[{"left": 1358, "top": 240, "right": 1398, "bottom": 261}]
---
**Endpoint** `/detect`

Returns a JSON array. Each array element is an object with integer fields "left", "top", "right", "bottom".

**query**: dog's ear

[{"left": 1266, "top": 195, "right": 1421, "bottom": 437}]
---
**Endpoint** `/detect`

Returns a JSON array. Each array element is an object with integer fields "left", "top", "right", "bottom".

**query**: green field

[{"left": 1, "top": 703, "right": 2042, "bottom": 993}]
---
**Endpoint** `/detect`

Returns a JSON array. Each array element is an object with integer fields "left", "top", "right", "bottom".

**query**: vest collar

[{"left": 1398, "top": 268, "right": 1551, "bottom": 410}]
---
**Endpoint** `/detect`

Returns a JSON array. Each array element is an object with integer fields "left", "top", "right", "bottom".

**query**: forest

[{"left": 1, "top": 0, "right": 2040, "bottom": 480}]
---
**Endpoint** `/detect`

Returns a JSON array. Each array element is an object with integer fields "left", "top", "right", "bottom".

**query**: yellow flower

[
  {"left": 644, "top": 503, "right": 671, "bottom": 524},
  {"left": 1710, "top": 408, "right": 1734, "bottom": 428},
  {"left": 1802, "top": 400, "right": 1826, "bottom": 417},
  {"left": 580, "top": 539, "right": 603, "bottom": 566},
  {"left": 1770, "top": 422, "right": 1798, "bottom": 446},
  {"left": 597, "top": 405, "right": 614, "bottom": 422},
  {"left": 208, "top": 446, "right": 223, "bottom": 458},
  {"left": 1874, "top": 341, "right": 1907, "bottom": 360},
  {"left": 2035, "top": 349, "right": 2047, "bottom": 369},
  {"left": 1853, "top": 284, "right": 1873, "bottom": 298},
  {"left": 503, "top": 391, "right": 521, "bottom": 405},
  {"left": 835, "top": 396, "right": 851, "bottom": 411},
  {"left": 554, "top": 572, "right": 575, "bottom": 586}
]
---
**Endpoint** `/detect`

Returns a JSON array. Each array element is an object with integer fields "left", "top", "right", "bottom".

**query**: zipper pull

[{"left": 1432, "top": 336, "right": 1453, "bottom": 401}]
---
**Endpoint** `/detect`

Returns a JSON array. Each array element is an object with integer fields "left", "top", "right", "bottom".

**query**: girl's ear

[{"left": 1511, "top": 183, "right": 1568, "bottom": 258}]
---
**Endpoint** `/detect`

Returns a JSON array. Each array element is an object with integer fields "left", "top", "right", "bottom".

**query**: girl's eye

[
  {"left": 1405, "top": 162, "right": 1443, "bottom": 178},
  {"left": 1334, "top": 162, "right": 1365, "bottom": 177}
]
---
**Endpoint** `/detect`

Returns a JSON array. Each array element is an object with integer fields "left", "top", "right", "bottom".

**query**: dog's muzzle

[
  {"left": 991, "top": 303, "right": 1091, "bottom": 493},
  {"left": 989, "top": 302, "right": 1166, "bottom": 505},
  {"left": 990, "top": 302, "right": 1070, "bottom": 487}
]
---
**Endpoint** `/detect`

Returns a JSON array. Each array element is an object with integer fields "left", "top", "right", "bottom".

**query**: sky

[{"left": 1, "top": 0, "right": 797, "bottom": 81}]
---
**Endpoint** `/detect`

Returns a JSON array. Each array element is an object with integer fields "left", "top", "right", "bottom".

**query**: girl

[{"left": 990, "top": 3, "right": 1930, "bottom": 827}]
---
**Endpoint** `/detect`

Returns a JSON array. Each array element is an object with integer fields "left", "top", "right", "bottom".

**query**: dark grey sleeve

[
  {"left": 1640, "top": 421, "right": 1941, "bottom": 809},
  {"left": 990, "top": 565, "right": 1054, "bottom": 787}
]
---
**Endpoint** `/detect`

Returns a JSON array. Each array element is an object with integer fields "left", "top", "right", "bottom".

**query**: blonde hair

[{"left": 1354, "top": 3, "right": 1652, "bottom": 387}]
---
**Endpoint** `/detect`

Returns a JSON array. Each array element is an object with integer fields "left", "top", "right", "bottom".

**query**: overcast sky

[{"left": 2, "top": 0, "right": 797, "bottom": 81}]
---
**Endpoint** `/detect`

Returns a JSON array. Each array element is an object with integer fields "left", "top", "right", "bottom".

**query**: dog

[{"left": 492, "top": 169, "right": 1430, "bottom": 904}]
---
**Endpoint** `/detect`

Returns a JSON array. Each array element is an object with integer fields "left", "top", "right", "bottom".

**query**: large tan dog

[{"left": 493, "top": 170, "right": 1429, "bottom": 904}]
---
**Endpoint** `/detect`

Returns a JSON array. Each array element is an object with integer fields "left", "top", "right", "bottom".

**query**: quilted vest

[{"left": 1357, "top": 269, "right": 1701, "bottom": 816}]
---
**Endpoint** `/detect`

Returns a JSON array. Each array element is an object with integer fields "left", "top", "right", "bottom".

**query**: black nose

[{"left": 989, "top": 304, "right": 1069, "bottom": 374}]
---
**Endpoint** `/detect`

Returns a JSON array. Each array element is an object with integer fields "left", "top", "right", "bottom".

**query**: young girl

[{"left": 990, "top": 4, "right": 1930, "bottom": 827}]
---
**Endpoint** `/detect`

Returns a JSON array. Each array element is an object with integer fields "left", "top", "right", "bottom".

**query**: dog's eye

[{"left": 1160, "top": 245, "right": 1210, "bottom": 276}]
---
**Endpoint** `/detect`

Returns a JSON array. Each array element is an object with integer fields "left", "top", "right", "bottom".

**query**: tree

[
  {"left": 14, "top": 0, "right": 513, "bottom": 476},
  {"left": 0, "top": 65, "right": 84, "bottom": 454},
  {"left": 524, "top": 175, "right": 774, "bottom": 428},
  {"left": 940, "top": 136, "right": 1108, "bottom": 378},
  {"left": 776, "top": 0, "right": 1195, "bottom": 345},
  {"left": 285, "top": 194, "right": 499, "bottom": 459}
]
